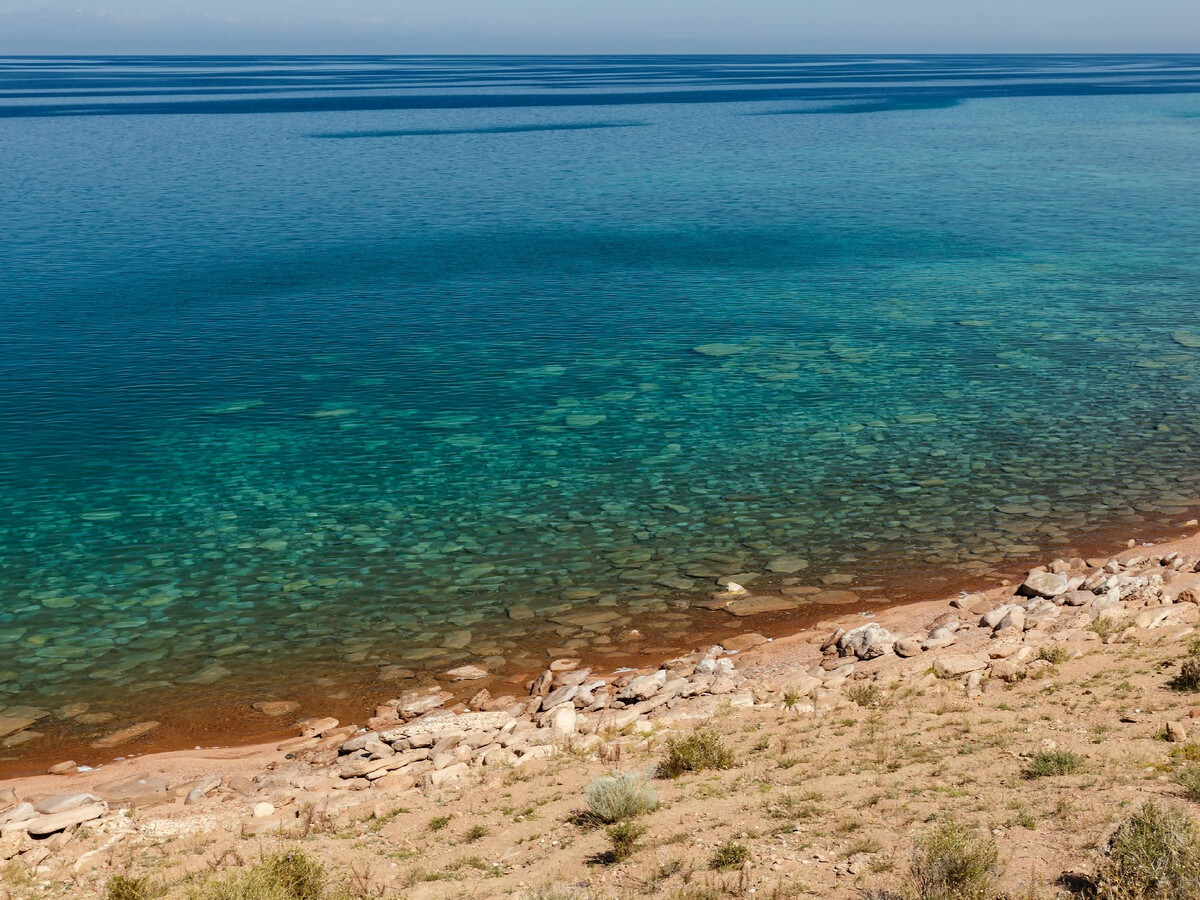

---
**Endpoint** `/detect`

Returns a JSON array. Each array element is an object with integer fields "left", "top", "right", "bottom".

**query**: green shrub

[
  {"left": 656, "top": 730, "right": 736, "bottom": 779},
  {"left": 1023, "top": 749, "right": 1084, "bottom": 779},
  {"left": 188, "top": 850, "right": 328, "bottom": 900},
  {"left": 1174, "top": 768, "right": 1200, "bottom": 802},
  {"left": 605, "top": 822, "right": 649, "bottom": 863},
  {"left": 848, "top": 683, "right": 886, "bottom": 709},
  {"left": 709, "top": 841, "right": 750, "bottom": 871},
  {"left": 105, "top": 876, "right": 156, "bottom": 900},
  {"left": 428, "top": 815, "right": 452, "bottom": 832},
  {"left": 1095, "top": 801, "right": 1200, "bottom": 899},
  {"left": 585, "top": 771, "right": 658, "bottom": 824},
  {"left": 907, "top": 821, "right": 998, "bottom": 900},
  {"left": 465, "top": 823, "right": 489, "bottom": 842},
  {"left": 1171, "top": 658, "right": 1200, "bottom": 693},
  {"left": 1036, "top": 645, "right": 1070, "bottom": 665}
]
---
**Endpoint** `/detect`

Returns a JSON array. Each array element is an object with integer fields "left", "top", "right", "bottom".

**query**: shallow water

[{"left": 3, "top": 55, "right": 1200, "bottom": 736}]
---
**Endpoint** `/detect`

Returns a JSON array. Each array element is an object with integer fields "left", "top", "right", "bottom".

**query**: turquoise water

[{"left": 4, "top": 56, "right": 1200, "bottom": 726}]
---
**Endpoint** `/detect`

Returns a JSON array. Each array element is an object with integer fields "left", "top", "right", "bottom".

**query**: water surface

[{"left": 3, "top": 55, "right": 1200, "bottom": 753}]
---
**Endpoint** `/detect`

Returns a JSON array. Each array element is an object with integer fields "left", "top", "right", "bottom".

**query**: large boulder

[
  {"left": 933, "top": 656, "right": 988, "bottom": 678},
  {"left": 838, "top": 623, "right": 894, "bottom": 660},
  {"left": 1020, "top": 570, "right": 1069, "bottom": 599}
]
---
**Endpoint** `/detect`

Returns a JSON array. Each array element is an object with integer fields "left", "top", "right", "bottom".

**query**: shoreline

[
  {"left": 5, "top": 520, "right": 1200, "bottom": 894},
  {"left": 3, "top": 509, "right": 1198, "bottom": 780}
]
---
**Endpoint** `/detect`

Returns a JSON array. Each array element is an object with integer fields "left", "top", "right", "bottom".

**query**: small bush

[
  {"left": 1174, "top": 768, "right": 1200, "bottom": 802},
  {"left": 710, "top": 841, "right": 750, "bottom": 871},
  {"left": 189, "top": 850, "right": 328, "bottom": 900},
  {"left": 907, "top": 821, "right": 998, "bottom": 900},
  {"left": 1023, "top": 749, "right": 1083, "bottom": 779},
  {"left": 465, "top": 824, "right": 489, "bottom": 842},
  {"left": 105, "top": 876, "right": 156, "bottom": 900},
  {"left": 428, "top": 815, "right": 452, "bottom": 832},
  {"left": 605, "top": 822, "right": 649, "bottom": 863},
  {"left": 848, "top": 684, "right": 885, "bottom": 709},
  {"left": 1095, "top": 801, "right": 1200, "bottom": 899},
  {"left": 656, "top": 730, "right": 736, "bottom": 779},
  {"left": 585, "top": 770, "right": 658, "bottom": 824},
  {"left": 1036, "top": 645, "right": 1070, "bottom": 665},
  {"left": 1171, "top": 658, "right": 1200, "bottom": 693},
  {"left": 1091, "top": 616, "right": 1127, "bottom": 640}
]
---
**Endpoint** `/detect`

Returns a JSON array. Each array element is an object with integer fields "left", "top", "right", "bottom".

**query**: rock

[
  {"left": 722, "top": 633, "right": 768, "bottom": 653},
  {"left": 1061, "top": 591, "right": 1093, "bottom": 607},
  {"left": 0, "top": 803, "right": 35, "bottom": 827},
  {"left": 809, "top": 590, "right": 860, "bottom": 605},
  {"left": 184, "top": 787, "right": 208, "bottom": 805},
  {"left": 933, "top": 656, "right": 988, "bottom": 678},
  {"left": 396, "top": 687, "right": 454, "bottom": 718},
  {"left": 92, "top": 721, "right": 160, "bottom": 748},
  {"left": 94, "top": 774, "right": 168, "bottom": 804},
  {"left": 1020, "top": 571, "right": 1070, "bottom": 599},
  {"left": 989, "top": 660, "right": 1024, "bottom": 683},
  {"left": 619, "top": 672, "right": 666, "bottom": 702},
  {"left": 298, "top": 716, "right": 340, "bottom": 738},
  {"left": 767, "top": 556, "right": 809, "bottom": 574},
  {"left": 549, "top": 658, "right": 581, "bottom": 672},
  {"left": 423, "top": 762, "right": 469, "bottom": 790},
  {"left": 921, "top": 628, "right": 958, "bottom": 651},
  {"left": 381, "top": 711, "right": 513, "bottom": 742},
  {"left": 484, "top": 748, "right": 519, "bottom": 767},
  {"left": 378, "top": 666, "right": 417, "bottom": 681},
  {"left": 252, "top": 701, "right": 300, "bottom": 717},
  {"left": 15, "top": 803, "right": 105, "bottom": 836},
  {"left": 252, "top": 802, "right": 275, "bottom": 818},
  {"left": 838, "top": 623, "right": 893, "bottom": 660},
  {"left": 445, "top": 664, "right": 488, "bottom": 681},
  {"left": 549, "top": 705, "right": 577, "bottom": 738},
  {"left": 725, "top": 596, "right": 797, "bottom": 616},
  {"left": 47, "top": 761, "right": 77, "bottom": 776},
  {"left": 981, "top": 604, "right": 1020, "bottom": 630},
  {"left": 0, "top": 831, "right": 24, "bottom": 861},
  {"left": 33, "top": 794, "right": 101, "bottom": 816},
  {"left": 693, "top": 342, "right": 747, "bottom": 357},
  {"left": 996, "top": 606, "right": 1026, "bottom": 632},
  {"left": 1166, "top": 721, "right": 1189, "bottom": 743},
  {"left": 539, "top": 685, "right": 579, "bottom": 710},
  {"left": 0, "top": 717, "right": 36, "bottom": 740},
  {"left": 894, "top": 638, "right": 923, "bottom": 658}
]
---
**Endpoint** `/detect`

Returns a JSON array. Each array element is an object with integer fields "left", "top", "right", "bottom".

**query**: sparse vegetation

[
  {"left": 1171, "top": 657, "right": 1200, "bottom": 693},
  {"left": 604, "top": 822, "right": 649, "bottom": 864},
  {"left": 105, "top": 876, "right": 157, "bottom": 900},
  {"left": 905, "top": 820, "right": 998, "bottom": 900},
  {"left": 1037, "top": 645, "right": 1070, "bottom": 665},
  {"left": 656, "top": 730, "right": 736, "bottom": 779},
  {"left": 1023, "top": 749, "right": 1084, "bottom": 779},
  {"left": 710, "top": 841, "right": 750, "bottom": 871},
  {"left": 584, "top": 770, "right": 658, "bottom": 823},
  {"left": 1094, "top": 801, "right": 1200, "bottom": 899},
  {"left": 189, "top": 850, "right": 331, "bottom": 900},
  {"left": 849, "top": 683, "right": 887, "bottom": 709},
  {"left": 1174, "top": 768, "right": 1200, "bottom": 802},
  {"left": 428, "top": 815, "right": 452, "bottom": 832}
]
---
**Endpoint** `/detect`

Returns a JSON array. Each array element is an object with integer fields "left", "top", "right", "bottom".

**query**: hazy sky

[{"left": 2, "top": 0, "right": 1198, "bottom": 55}]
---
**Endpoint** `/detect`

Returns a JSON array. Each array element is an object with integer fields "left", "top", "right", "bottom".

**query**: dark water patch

[
  {"left": 310, "top": 121, "right": 647, "bottom": 139},
  {"left": 753, "top": 96, "right": 961, "bottom": 115}
]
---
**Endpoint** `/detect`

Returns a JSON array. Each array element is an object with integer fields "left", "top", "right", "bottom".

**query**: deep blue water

[{"left": 3, "top": 55, "right": 1200, "bottom": 730}]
